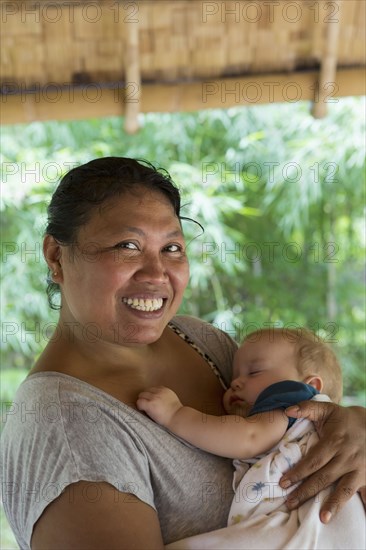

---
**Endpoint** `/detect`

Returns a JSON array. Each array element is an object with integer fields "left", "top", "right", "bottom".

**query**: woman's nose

[{"left": 133, "top": 254, "right": 168, "bottom": 283}]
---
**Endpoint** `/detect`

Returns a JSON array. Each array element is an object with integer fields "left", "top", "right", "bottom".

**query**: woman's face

[{"left": 54, "top": 188, "right": 190, "bottom": 346}]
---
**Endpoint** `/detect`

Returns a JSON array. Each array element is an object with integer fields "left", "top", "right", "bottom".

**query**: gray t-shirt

[{"left": 1, "top": 316, "right": 237, "bottom": 549}]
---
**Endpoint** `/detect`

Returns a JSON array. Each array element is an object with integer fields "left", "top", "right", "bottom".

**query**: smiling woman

[{"left": 0, "top": 157, "right": 365, "bottom": 550}]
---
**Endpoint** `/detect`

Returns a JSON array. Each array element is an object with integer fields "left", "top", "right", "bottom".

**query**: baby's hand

[{"left": 137, "top": 386, "right": 183, "bottom": 427}]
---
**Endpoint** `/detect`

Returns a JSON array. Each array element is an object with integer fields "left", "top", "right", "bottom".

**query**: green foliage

[
  {"left": 1, "top": 98, "right": 365, "bottom": 404},
  {"left": 1, "top": 505, "right": 17, "bottom": 549},
  {"left": 0, "top": 369, "right": 28, "bottom": 403}
]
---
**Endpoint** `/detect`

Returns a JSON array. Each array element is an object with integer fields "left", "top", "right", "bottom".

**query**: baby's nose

[{"left": 231, "top": 377, "right": 243, "bottom": 390}]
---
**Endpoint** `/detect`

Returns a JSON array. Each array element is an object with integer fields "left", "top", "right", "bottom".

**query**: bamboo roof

[{"left": 1, "top": 1, "right": 365, "bottom": 130}]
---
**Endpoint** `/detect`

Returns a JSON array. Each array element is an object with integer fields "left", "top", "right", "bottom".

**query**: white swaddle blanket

[{"left": 166, "top": 396, "right": 365, "bottom": 550}]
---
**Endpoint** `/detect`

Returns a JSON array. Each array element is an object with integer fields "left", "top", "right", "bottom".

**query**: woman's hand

[
  {"left": 280, "top": 401, "right": 366, "bottom": 523},
  {"left": 137, "top": 386, "right": 183, "bottom": 427}
]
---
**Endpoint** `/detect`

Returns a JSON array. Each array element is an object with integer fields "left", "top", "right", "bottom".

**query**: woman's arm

[
  {"left": 31, "top": 481, "right": 164, "bottom": 550},
  {"left": 280, "top": 402, "right": 366, "bottom": 523},
  {"left": 137, "top": 386, "right": 288, "bottom": 459}
]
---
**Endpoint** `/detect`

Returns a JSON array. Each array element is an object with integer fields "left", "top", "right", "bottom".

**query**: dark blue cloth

[{"left": 248, "top": 380, "right": 319, "bottom": 428}]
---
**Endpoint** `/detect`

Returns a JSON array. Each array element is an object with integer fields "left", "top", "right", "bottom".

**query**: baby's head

[{"left": 223, "top": 327, "right": 342, "bottom": 416}]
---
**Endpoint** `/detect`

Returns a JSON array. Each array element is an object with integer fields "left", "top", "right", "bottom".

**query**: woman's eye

[
  {"left": 114, "top": 242, "right": 138, "bottom": 250},
  {"left": 165, "top": 244, "right": 183, "bottom": 253}
]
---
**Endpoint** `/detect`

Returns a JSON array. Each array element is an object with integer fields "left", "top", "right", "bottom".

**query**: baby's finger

[
  {"left": 136, "top": 397, "right": 149, "bottom": 410},
  {"left": 136, "top": 391, "right": 154, "bottom": 401},
  {"left": 136, "top": 394, "right": 162, "bottom": 410}
]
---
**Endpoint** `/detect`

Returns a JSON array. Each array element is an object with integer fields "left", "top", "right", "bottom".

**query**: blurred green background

[{"left": 1, "top": 98, "right": 365, "bottom": 547}]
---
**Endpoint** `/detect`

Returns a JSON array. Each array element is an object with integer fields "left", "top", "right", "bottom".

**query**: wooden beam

[
  {"left": 1, "top": 68, "right": 365, "bottom": 126},
  {"left": 312, "top": 1, "right": 342, "bottom": 118},
  {"left": 123, "top": 17, "right": 140, "bottom": 134}
]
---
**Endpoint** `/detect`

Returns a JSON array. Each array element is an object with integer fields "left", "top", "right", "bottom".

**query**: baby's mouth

[
  {"left": 122, "top": 297, "right": 164, "bottom": 312},
  {"left": 230, "top": 395, "right": 244, "bottom": 405}
]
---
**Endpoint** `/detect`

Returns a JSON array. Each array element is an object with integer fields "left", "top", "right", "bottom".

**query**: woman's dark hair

[{"left": 45, "top": 157, "right": 184, "bottom": 309}]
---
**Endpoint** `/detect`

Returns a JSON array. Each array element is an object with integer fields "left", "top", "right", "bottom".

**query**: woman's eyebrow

[
  {"left": 166, "top": 229, "right": 184, "bottom": 238},
  {"left": 117, "top": 227, "right": 184, "bottom": 238}
]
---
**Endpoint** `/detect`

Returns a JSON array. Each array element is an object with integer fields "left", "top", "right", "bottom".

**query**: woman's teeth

[{"left": 122, "top": 297, "right": 164, "bottom": 312}]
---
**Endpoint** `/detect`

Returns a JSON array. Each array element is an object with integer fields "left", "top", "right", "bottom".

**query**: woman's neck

[{"left": 31, "top": 320, "right": 166, "bottom": 379}]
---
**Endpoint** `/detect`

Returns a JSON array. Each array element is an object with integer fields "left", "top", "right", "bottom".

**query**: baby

[{"left": 137, "top": 327, "right": 365, "bottom": 550}]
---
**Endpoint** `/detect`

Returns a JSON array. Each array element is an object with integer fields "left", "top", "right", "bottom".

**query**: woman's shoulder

[{"left": 8, "top": 371, "right": 115, "bottom": 404}]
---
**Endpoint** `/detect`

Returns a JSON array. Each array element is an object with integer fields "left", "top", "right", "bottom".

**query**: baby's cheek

[{"left": 222, "top": 390, "right": 232, "bottom": 414}]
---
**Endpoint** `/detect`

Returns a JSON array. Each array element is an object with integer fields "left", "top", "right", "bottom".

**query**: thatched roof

[{"left": 1, "top": 1, "right": 365, "bottom": 130}]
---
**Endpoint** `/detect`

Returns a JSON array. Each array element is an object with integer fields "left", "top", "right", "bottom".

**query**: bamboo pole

[
  {"left": 123, "top": 11, "right": 140, "bottom": 134},
  {"left": 312, "top": 1, "right": 342, "bottom": 118},
  {"left": 1, "top": 69, "right": 364, "bottom": 125}
]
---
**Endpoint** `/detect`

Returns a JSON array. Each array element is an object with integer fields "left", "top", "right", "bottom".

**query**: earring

[{"left": 53, "top": 271, "right": 58, "bottom": 276}]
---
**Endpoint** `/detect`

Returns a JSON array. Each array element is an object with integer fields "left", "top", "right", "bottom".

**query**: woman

[{"left": 1, "top": 157, "right": 365, "bottom": 549}]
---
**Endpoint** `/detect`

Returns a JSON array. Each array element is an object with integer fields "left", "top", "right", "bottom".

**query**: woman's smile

[{"left": 122, "top": 296, "right": 165, "bottom": 312}]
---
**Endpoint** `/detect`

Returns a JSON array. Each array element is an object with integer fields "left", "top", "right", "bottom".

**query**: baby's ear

[{"left": 304, "top": 375, "right": 323, "bottom": 393}]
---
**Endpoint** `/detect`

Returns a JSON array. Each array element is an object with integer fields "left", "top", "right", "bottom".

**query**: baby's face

[{"left": 223, "top": 333, "right": 300, "bottom": 415}]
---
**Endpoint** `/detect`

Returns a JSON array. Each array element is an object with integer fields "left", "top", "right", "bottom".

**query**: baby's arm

[{"left": 137, "top": 386, "right": 288, "bottom": 459}]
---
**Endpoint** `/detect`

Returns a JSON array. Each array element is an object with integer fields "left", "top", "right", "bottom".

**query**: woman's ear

[
  {"left": 43, "top": 235, "right": 63, "bottom": 283},
  {"left": 304, "top": 375, "right": 323, "bottom": 393}
]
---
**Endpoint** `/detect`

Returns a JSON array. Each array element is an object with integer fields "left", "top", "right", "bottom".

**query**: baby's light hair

[{"left": 244, "top": 327, "right": 343, "bottom": 403}]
